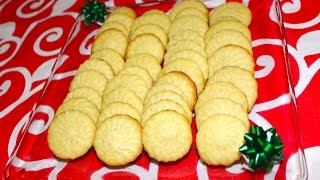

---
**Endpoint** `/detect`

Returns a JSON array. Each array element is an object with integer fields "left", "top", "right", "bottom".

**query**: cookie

[
  {"left": 209, "top": 16, "right": 240, "bottom": 26},
  {"left": 141, "top": 99, "right": 190, "bottom": 127},
  {"left": 110, "top": 6, "right": 136, "bottom": 19},
  {"left": 126, "top": 34, "right": 164, "bottom": 64},
  {"left": 156, "top": 72, "right": 197, "bottom": 109},
  {"left": 92, "top": 29, "right": 128, "bottom": 57},
  {"left": 104, "top": 74, "right": 149, "bottom": 100},
  {"left": 102, "top": 87, "right": 143, "bottom": 113},
  {"left": 77, "top": 59, "right": 114, "bottom": 82},
  {"left": 104, "top": 13, "right": 134, "bottom": 32},
  {"left": 209, "top": 2, "right": 252, "bottom": 26},
  {"left": 98, "top": 102, "right": 141, "bottom": 126},
  {"left": 195, "top": 98, "right": 249, "bottom": 130},
  {"left": 169, "top": 0, "right": 208, "bottom": 21},
  {"left": 164, "top": 49, "right": 208, "bottom": 81},
  {"left": 94, "top": 114, "right": 142, "bottom": 166},
  {"left": 165, "top": 40, "right": 207, "bottom": 59},
  {"left": 90, "top": 48, "right": 125, "bottom": 75},
  {"left": 169, "top": 15, "right": 208, "bottom": 37},
  {"left": 70, "top": 70, "right": 108, "bottom": 95},
  {"left": 208, "top": 45, "right": 255, "bottom": 78},
  {"left": 205, "top": 30, "right": 253, "bottom": 58},
  {"left": 167, "top": 30, "right": 204, "bottom": 49},
  {"left": 205, "top": 20, "right": 251, "bottom": 44},
  {"left": 131, "top": 13, "right": 171, "bottom": 33},
  {"left": 142, "top": 110, "right": 192, "bottom": 162},
  {"left": 158, "top": 58, "right": 204, "bottom": 93},
  {"left": 142, "top": 9, "right": 165, "bottom": 16},
  {"left": 97, "top": 21, "right": 129, "bottom": 38},
  {"left": 125, "top": 54, "right": 161, "bottom": 81},
  {"left": 56, "top": 97, "right": 99, "bottom": 123},
  {"left": 48, "top": 111, "right": 96, "bottom": 160},
  {"left": 65, "top": 87, "right": 102, "bottom": 110},
  {"left": 196, "top": 114, "right": 247, "bottom": 165},
  {"left": 118, "top": 66, "right": 153, "bottom": 89},
  {"left": 144, "top": 82, "right": 188, "bottom": 105},
  {"left": 130, "top": 24, "right": 168, "bottom": 47},
  {"left": 144, "top": 90, "right": 192, "bottom": 121},
  {"left": 207, "top": 66, "right": 258, "bottom": 111},
  {"left": 175, "top": 7, "right": 208, "bottom": 23},
  {"left": 195, "top": 81, "right": 248, "bottom": 112}
]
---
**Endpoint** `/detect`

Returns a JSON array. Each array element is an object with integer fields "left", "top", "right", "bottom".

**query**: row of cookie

[
  {"left": 196, "top": 2, "right": 258, "bottom": 166},
  {"left": 94, "top": 10, "right": 170, "bottom": 166},
  {"left": 141, "top": 0, "right": 209, "bottom": 163},
  {"left": 162, "top": 0, "right": 209, "bottom": 94},
  {"left": 47, "top": 7, "right": 136, "bottom": 160}
]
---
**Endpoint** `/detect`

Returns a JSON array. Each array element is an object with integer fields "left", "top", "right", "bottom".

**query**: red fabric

[{"left": 1, "top": 0, "right": 319, "bottom": 179}]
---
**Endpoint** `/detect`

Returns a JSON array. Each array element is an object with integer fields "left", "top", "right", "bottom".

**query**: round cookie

[
  {"left": 164, "top": 49, "right": 208, "bottom": 81},
  {"left": 205, "top": 30, "right": 253, "bottom": 58},
  {"left": 126, "top": 34, "right": 164, "bottom": 64},
  {"left": 104, "top": 13, "right": 134, "bottom": 32},
  {"left": 195, "top": 98, "right": 249, "bottom": 130},
  {"left": 169, "top": 0, "right": 208, "bottom": 21},
  {"left": 130, "top": 24, "right": 168, "bottom": 47},
  {"left": 209, "top": 16, "right": 240, "bottom": 26},
  {"left": 208, "top": 45, "right": 255, "bottom": 78},
  {"left": 70, "top": 70, "right": 108, "bottom": 95},
  {"left": 156, "top": 72, "right": 197, "bottom": 109},
  {"left": 48, "top": 111, "right": 96, "bottom": 160},
  {"left": 98, "top": 102, "right": 141, "bottom": 126},
  {"left": 102, "top": 87, "right": 143, "bottom": 114},
  {"left": 119, "top": 66, "right": 153, "bottom": 89},
  {"left": 144, "top": 90, "right": 192, "bottom": 121},
  {"left": 104, "top": 74, "right": 149, "bottom": 100},
  {"left": 130, "top": 13, "right": 171, "bottom": 33},
  {"left": 92, "top": 29, "right": 128, "bottom": 57},
  {"left": 207, "top": 66, "right": 258, "bottom": 111},
  {"left": 175, "top": 8, "right": 208, "bottom": 23},
  {"left": 195, "top": 81, "right": 248, "bottom": 112},
  {"left": 94, "top": 114, "right": 143, "bottom": 166},
  {"left": 158, "top": 58, "right": 204, "bottom": 93},
  {"left": 141, "top": 99, "right": 190, "bottom": 127},
  {"left": 205, "top": 20, "right": 251, "bottom": 44},
  {"left": 209, "top": 2, "right": 252, "bottom": 26},
  {"left": 65, "top": 87, "right": 102, "bottom": 110},
  {"left": 169, "top": 15, "right": 208, "bottom": 37},
  {"left": 77, "top": 59, "right": 114, "bottom": 82},
  {"left": 56, "top": 97, "right": 99, "bottom": 123},
  {"left": 142, "top": 110, "right": 192, "bottom": 162},
  {"left": 165, "top": 40, "right": 207, "bottom": 59},
  {"left": 98, "top": 21, "right": 129, "bottom": 37},
  {"left": 110, "top": 6, "right": 136, "bottom": 19},
  {"left": 167, "top": 30, "right": 204, "bottom": 49},
  {"left": 125, "top": 54, "right": 161, "bottom": 81},
  {"left": 90, "top": 48, "right": 124, "bottom": 75},
  {"left": 196, "top": 114, "right": 247, "bottom": 165}
]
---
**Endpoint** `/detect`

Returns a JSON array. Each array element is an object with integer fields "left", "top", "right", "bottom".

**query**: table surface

[{"left": 1, "top": 0, "right": 320, "bottom": 179}]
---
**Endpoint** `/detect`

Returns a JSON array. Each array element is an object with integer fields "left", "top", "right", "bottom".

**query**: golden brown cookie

[
  {"left": 48, "top": 111, "right": 96, "bottom": 160},
  {"left": 196, "top": 114, "right": 247, "bottom": 165},
  {"left": 118, "top": 66, "right": 153, "bottom": 89},
  {"left": 90, "top": 48, "right": 125, "bottom": 75},
  {"left": 156, "top": 72, "right": 197, "bottom": 109},
  {"left": 130, "top": 24, "right": 168, "bottom": 47},
  {"left": 195, "top": 98, "right": 249, "bottom": 130},
  {"left": 207, "top": 66, "right": 258, "bottom": 111},
  {"left": 77, "top": 59, "right": 114, "bottom": 82},
  {"left": 65, "top": 87, "right": 102, "bottom": 110},
  {"left": 94, "top": 114, "right": 142, "bottom": 166},
  {"left": 142, "top": 110, "right": 192, "bottom": 162},
  {"left": 169, "top": 0, "right": 208, "bottom": 21}
]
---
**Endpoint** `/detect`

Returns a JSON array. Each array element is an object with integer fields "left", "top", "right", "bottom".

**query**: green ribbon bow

[
  {"left": 239, "top": 125, "right": 284, "bottom": 171},
  {"left": 81, "top": 0, "right": 108, "bottom": 26}
]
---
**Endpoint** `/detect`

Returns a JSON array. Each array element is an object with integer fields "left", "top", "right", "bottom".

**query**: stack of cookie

[
  {"left": 196, "top": 2, "right": 258, "bottom": 166},
  {"left": 47, "top": 7, "right": 135, "bottom": 160},
  {"left": 94, "top": 10, "right": 170, "bottom": 166},
  {"left": 141, "top": 0, "right": 208, "bottom": 163}
]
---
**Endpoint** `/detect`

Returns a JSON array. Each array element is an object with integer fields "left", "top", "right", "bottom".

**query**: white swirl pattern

[{"left": 33, "top": 27, "right": 64, "bottom": 56}]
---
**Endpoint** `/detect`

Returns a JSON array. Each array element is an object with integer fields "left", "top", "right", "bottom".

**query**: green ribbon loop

[
  {"left": 239, "top": 125, "right": 285, "bottom": 171},
  {"left": 81, "top": 0, "right": 108, "bottom": 26}
]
